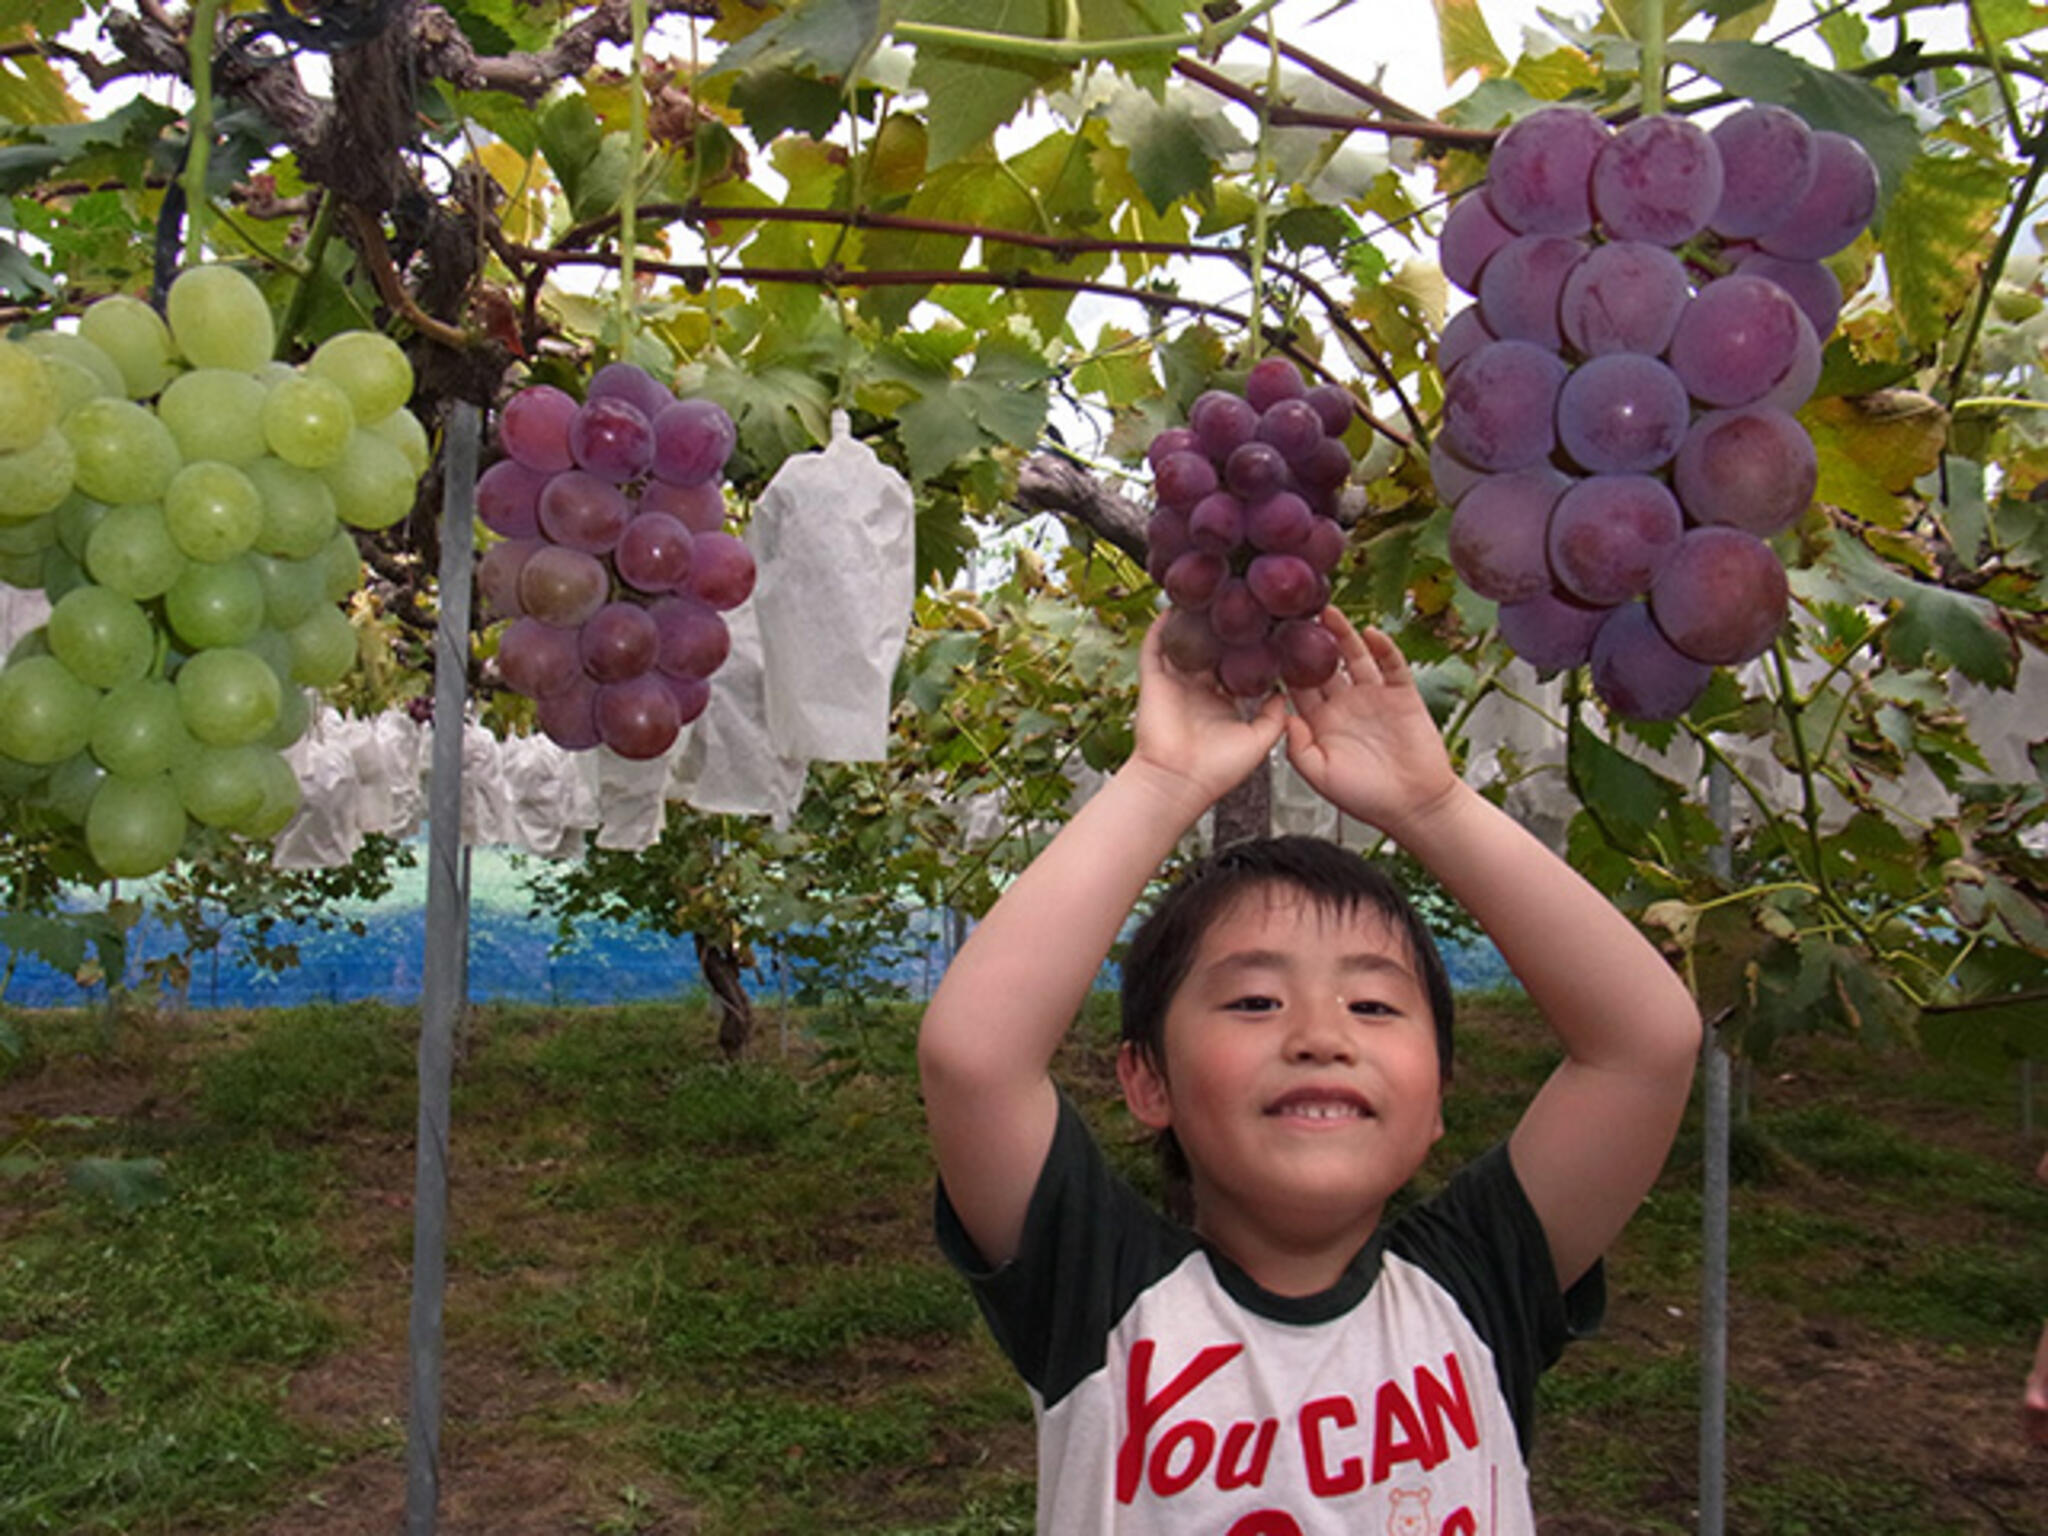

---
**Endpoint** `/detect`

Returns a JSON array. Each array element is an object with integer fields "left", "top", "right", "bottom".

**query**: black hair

[{"left": 1118, "top": 835, "right": 1457, "bottom": 1221}]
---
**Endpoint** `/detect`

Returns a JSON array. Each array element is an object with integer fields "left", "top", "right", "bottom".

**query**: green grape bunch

[{"left": 0, "top": 264, "right": 430, "bottom": 881}]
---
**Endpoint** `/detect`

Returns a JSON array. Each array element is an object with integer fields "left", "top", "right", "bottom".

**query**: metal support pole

[
  {"left": 1699, "top": 758, "right": 1733, "bottom": 1536},
  {"left": 406, "top": 404, "right": 480, "bottom": 1536}
]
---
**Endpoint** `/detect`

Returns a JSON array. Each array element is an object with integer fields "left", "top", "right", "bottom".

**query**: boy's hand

[
  {"left": 1283, "top": 609, "right": 1460, "bottom": 838},
  {"left": 1130, "top": 612, "right": 1287, "bottom": 808}
]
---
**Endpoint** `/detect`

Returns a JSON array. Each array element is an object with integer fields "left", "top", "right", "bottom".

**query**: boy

[{"left": 918, "top": 608, "right": 1702, "bottom": 1533}]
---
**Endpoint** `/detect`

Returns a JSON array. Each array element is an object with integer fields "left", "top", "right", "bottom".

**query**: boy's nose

[{"left": 1285, "top": 1002, "right": 1356, "bottom": 1062}]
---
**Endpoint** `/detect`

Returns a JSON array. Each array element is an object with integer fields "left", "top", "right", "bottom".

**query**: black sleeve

[
  {"left": 935, "top": 1090, "right": 1198, "bottom": 1409},
  {"left": 1389, "top": 1142, "right": 1606, "bottom": 1454}
]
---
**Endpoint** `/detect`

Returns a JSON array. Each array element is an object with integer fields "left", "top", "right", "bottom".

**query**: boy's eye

[
  {"left": 1224, "top": 995, "right": 1281, "bottom": 1013},
  {"left": 1348, "top": 999, "right": 1397, "bottom": 1017}
]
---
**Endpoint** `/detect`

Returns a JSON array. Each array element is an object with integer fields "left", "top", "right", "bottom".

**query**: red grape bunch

[
  {"left": 0, "top": 263, "right": 424, "bottom": 879},
  {"left": 1435, "top": 101, "right": 1878, "bottom": 720},
  {"left": 479, "top": 362, "right": 751, "bottom": 761},
  {"left": 1142, "top": 356, "right": 1356, "bottom": 698}
]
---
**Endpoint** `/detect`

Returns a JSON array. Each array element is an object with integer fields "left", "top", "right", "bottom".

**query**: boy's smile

[{"left": 1118, "top": 883, "right": 1445, "bottom": 1294}]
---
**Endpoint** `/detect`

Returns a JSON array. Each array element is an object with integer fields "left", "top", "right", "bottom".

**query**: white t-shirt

[{"left": 937, "top": 1094, "right": 1603, "bottom": 1535}]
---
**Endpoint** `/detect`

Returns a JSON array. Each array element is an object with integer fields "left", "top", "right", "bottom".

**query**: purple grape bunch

[
  {"left": 478, "top": 362, "right": 751, "bottom": 759},
  {"left": 1435, "top": 102, "right": 1877, "bottom": 720},
  {"left": 1143, "top": 357, "right": 1356, "bottom": 698}
]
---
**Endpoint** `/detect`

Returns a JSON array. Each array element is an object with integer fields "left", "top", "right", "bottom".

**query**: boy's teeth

[{"left": 1286, "top": 1101, "right": 1359, "bottom": 1119}]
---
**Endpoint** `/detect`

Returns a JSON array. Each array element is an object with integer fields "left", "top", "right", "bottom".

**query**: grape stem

[
  {"left": 1640, "top": 0, "right": 1667, "bottom": 116},
  {"left": 890, "top": 0, "right": 1287, "bottom": 65},
  {"left": 617, "top": 0, "right": 649, "bottom": 343},
  {"left": 182, "top": 0, "right": 221, "bottom": 265}
]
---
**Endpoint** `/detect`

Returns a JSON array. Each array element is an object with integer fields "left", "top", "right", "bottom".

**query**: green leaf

[
  {"left": 1567, "top": 716, "right": 1681, "bottom": 846},
  {"left": 537, "top": 92, "right": 602, "bottom": 193},
  {"left": 1664, "top": 40, "right": 1920, "bottom": 213},
  {"left": 728, "top": 67, "right": 847, "bottom": 142},
  {"left": 902, "top": 0, "right": 1072, "bottom": 166},
  {"left": 1821, "top": 531, "right": 2018, "bottom": 686},
  {"left": 1433, "top": 0, "right": 1510, "bottom": 83},
  {"left": 63, "top": 1156, "right": 170, "bottom": 1213},
  {"left": 707, "top": 0, "right": 888, "bottom": 82},
  {"left": 1111, "top": 90, "right": 1216, "bottom": 213},
  {"left": 0, "top": 50, "right": 78, "bottom": 125},
  {"left": 1884, "top": 150, "right": 2011, "bottom": 350}
]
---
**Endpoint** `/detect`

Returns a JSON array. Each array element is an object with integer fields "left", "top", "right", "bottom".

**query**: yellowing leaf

[
  {"left": 1434, "top": 0, "right": 1509, "bottom": 84},
  {"left": 1885, "top": 151, "right": 2011, "bottom": 350},
  {"left": 1808, "top": 390, "right": 1948, "bottom": 527}
]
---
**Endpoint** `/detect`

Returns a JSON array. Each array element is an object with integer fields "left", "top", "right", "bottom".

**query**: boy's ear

[{"left": 1117, "top": 1042, "right": 1173, "bottom": 1130}]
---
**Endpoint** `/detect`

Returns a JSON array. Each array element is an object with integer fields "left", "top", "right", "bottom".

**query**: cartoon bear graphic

[{"left": 1387, "top": 1486, "right": 1431, "bottom": 1536}]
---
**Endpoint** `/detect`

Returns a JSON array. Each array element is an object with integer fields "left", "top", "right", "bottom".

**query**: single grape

[
  {"left": 0, "top": 512, "right": 55, "bottom": 558},
  {"left": 322, "top": 430, "right": 419, "bottom": 531},
  {"left": 1667, "top": 275, "right": 1817, "bottom": 409},
  {"left": 166, "top": 264, "right": 276, "bottom": 373},
  {"left": 580, "top": 601, "right": 659, "bottom": 683},
  {"left": 1298, "top": 514, "right": 1347, "bottom": 575},
  {"left": 48, "top": 584, "right": 152, "bottom": 688},
  {"left": 1448, "top": 466, "right": 1571, "bottom": 602},
  {"left": 1224, "top": 441, "right": 1288, "bottom": 500},
  {"left": 52, "top": 494, "right": 107, "bottom": 562},
  {"left": 1756, "top": 130, "right": 1879, "bottom": 260},
  {"left": 4, "top": 651, "right": 102, "bottom": 771},
  {"left": 1590, "top": 114, "right": 1723, "bottom": 245},
  {"left": 364, "top": 406, "right": 431, "bottom": 478},
  {"left": 1292, "top": 435, "right": 1353, "bottom": 490},
  {"left": 1546, "top": 473, "right": 1684, "bottom": 605},
  {"left": 1146, "top": 427, "right": 1200, "bottom": 472},
  {"left": 1484, "top": 105, "right": 1611, "bottom": 236},
  {"left": 157, "top": 370, "right": 272, "bottom": 466},
  {"left": 1256, "top": 398, "right": 1326, "bottom": 466},
  {"left": 1243, "top": 357, "right": 1307, "bottom": 412},
  {"left": 1497, "top": 588, "right": 1611, "bottom": 673},
  {"left": 0, "top": 339, "right": 55, "bottom": 454},
  {"left": 1217, "top": 640, "right": 1283, "bottom": 699},
  {"left": 165, "top": 461, "right": 264, "bottom": 562},
  {"left": 1145, "top": 505, "right": 1193, "bottom": 579},
  {"left": 1437, "top": 306, "right": 1496, "bottom": 378},
  {"left": 1590, "top": 601, "right": 1711, "bottom": 721},
  {"left": 1158, "top": 605, "right": 1223, "bottom": 676},
  {"left": 660, "top": 672, "right": 711, "bottom": 726},
  {"left": 21, "top": 330, "right": 123, "bottom": 404},
  {"left": 1189, "top": 390, "right": 1258, "bottom": 462},
  {"left": 264, "top": 680, "right": 313, "bottom": 752},
  {"left": 687, "top": 531, "right": 756, "bottom": 611},
  {"left": 84, "top": 503, "right": 186, "bottom": 600},
  {"left": 638, "top": 478, "right": 726, "bottom": 535},
  {"left": 588, "top": 361, "right": 675, "bottom": 422},
  {"left": 1477, "top": 234, "right": 1586, "bottom": 351},
  {"left": 239, "top": 749, "right": 303, "bottom": 838},
  {"left": 498, "top": 614, "right": 583, "bottom": 698},
  {"left": 1274, "top": 617, "right": 1341, "bottom": 688},
  {"left": 0, "top": 428, "right": 78, "bottom": 519},
  {"left": 498, "top": 385, "right": 579, "bottom": 474},
  {"left": 1427, "top": 438, "right": 1486, "bottom": 508},
  {"left": 263, "top": 374, "right": 357, "bottom": 469},
  {"left": 1555, "top": 353, "right": 1692, "bottom": 475},
  {"left": 1163, "top": 549, "right": 1229, "bottom": 609},
  {"left": 284, "top": 605, "right": 359, "bottom": 687},
  {"left": 1734, "top": 251, "right": 1843, "bottom": 340},
  {"left": 477, "top": 459, "right": 549, "bottom": 539},
  {"left": 1154, "top": 449, "right": 1220, "bottom": 511},
  {"left": 251, "top": 551, "right": 325, "bottom": 629},
  {"left": 1303, "top": 383, "right": 1355, "bottom": 439},
  {"left": 595, "top": 674, "right": 682, "bottom": 760},
  {"left": 1709, "top": 104, "right": 1818, "bottom": 240},
  {"left": 1187, "top": 490, "right": 1247, "bottom": 554},
  {"left": 1440, "top": 191, "right": 1516, "bottom": 294},
  {"left": 307, "top": 330, "right": 413, "bottom": 424},
  {"left": 164, "top": 557, "right": 265, "bottom": 649},
  {"left": 518, "top": 545, "right": 610, "bottom": 627},
  {"left": 1558, "top": 241, "right": 1689, "bottom": 357},
  {"left": 1649, "top": 525, "right": 1790, "bottom": 665},
  {"left": 569, "top": 397, "right": 655, "bottom": 484},
  {"left": 1245, "top": 490, "right": 1313, "bottom": 553},
  {"left": 1672, "top": 406, "right": 1817, "bottom": 537},
  {"left": 247, "top": 457, "right": 340, "bottom": 559},
  {"left": 650, "top": 398, "right": 738, "bottom": 487},
  {"left": 651, "top": 596, "right": 731, "bottom": 680},
  {"left": 64, "top": 397, "right": 181, "bottom": 506},
  {"left": 175, "top": 743, "right": 269, "bottom": 829},
  {"left": 537, "top": 470, "right": 631, "bottom": 554},
  {"left": 315, "top": 527, "right": 364, "bottom": 603},
  {"left": 615, "top": 511, "right": 694, "bottom": 593},
  {"left": 1209, "top": 578, "right": 1271, "bottom": 646},
  {"left": 174, "top": 646, "right": 281, "bottom": 747},
  {"left": 1245, "top": 552, "right": 1323, "bottom": 618},
  {"left": 77, "top": 294, "right": 176, "bottom": 399},
  {"left": 90, "top": 678, "right": 190, "bottom": 779},
  {"left": 86, "top": 771, "right": 187, "bottom": 877},
  {"left": 1440, "top": 340, "right": 1568, "bottom": 472},
  {"left": 477, "top": 537, "right": 541, "bottom": 620},
  {"left": 536, "top": 674, "right": 602, "bottom": 751},
  {"left": 43, "top": 749, "right": 105, "bottom": 825}
]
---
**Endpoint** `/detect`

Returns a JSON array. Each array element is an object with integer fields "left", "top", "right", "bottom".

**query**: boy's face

[{"left": 1118, "top": 884, "right": 1445, "bottom": 1259}]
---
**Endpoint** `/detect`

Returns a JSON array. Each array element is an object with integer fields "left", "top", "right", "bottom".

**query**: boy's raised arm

[
  {"left": 917, "top": 620, "right": 1287, "bottom": 1270},
  {"left": 1286, "top": 611, "right": 1703, "bottom": 1290}
]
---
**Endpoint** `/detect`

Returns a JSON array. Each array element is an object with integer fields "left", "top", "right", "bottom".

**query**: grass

[{"left": 2, "top": 996, "right": 2043, "bottom": 1534}]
